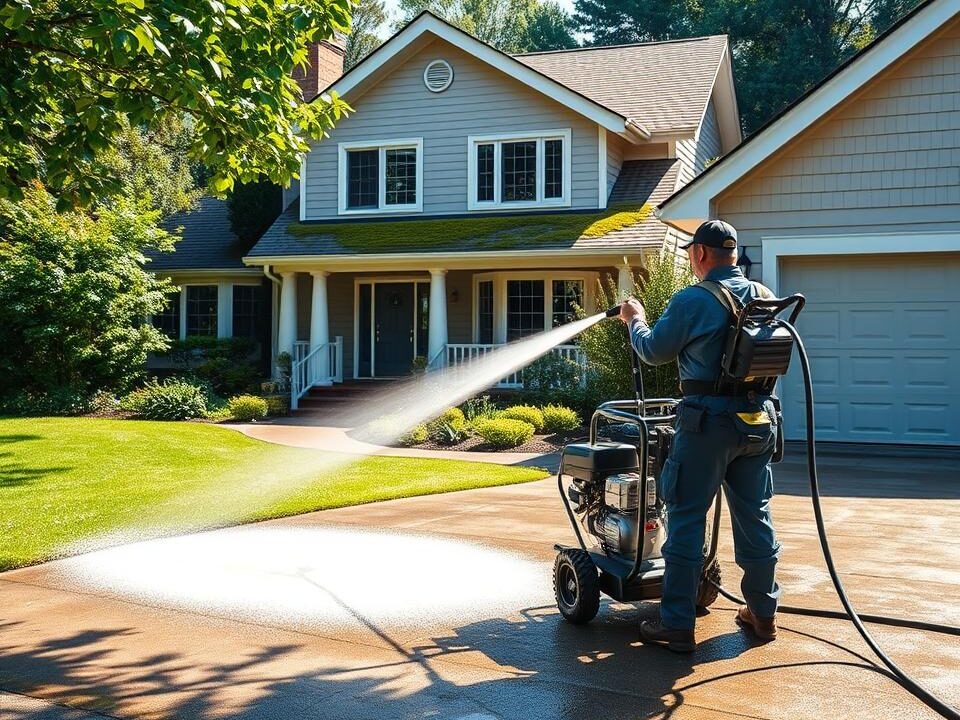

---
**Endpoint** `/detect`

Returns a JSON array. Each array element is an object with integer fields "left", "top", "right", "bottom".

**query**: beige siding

[
  {"left": 303, "top": 38, "right": 601, "bottom": 219},
  {"left": 676, "top": 99, "right": 722, "bottom": 185},
  {"left": 717, "top": 19, "right": 960, "bottom": 279},
  {"left": 606, "top": 132, "right": 626, "bottom": 201}
]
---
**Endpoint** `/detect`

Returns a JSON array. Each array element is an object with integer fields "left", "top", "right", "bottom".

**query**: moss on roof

[{"left": 285, "top": 203, "right": 652, "bottom": 252}]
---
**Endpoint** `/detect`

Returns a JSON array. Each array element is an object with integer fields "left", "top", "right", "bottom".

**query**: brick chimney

[{"left": 293, "top": 34, "right": 346, "bottom": 100}]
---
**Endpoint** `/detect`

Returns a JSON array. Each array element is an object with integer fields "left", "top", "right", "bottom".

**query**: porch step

[{"left": 291, "top": 379, "right": 395, "bottom": 418}]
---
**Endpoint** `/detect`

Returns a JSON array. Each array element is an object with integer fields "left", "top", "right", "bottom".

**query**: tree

[
  {"left": 345, "top": 0, "right": 388, "bottom": 70},
  {"left": 396, "top": 0, "right": 576, "bottom": 53},
  {"left": 228, "top": 179, "right": 283, "bottom": 246},
  {"left": 100, "top": 114, "right": 202, "bottom": 218},
  {"left": 572, "top": 0, "right": 923, "bottom": 134},
  {"left": 524, "top": 2, "right": 579, "bottom": 51},
  {"left": 0, "top": 0, "right": 352, "bottom": 210},
  {"left": 0, "top": 183, "right": 175, "bottom": 408}
]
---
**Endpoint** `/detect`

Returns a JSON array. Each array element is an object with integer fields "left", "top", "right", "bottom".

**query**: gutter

[
  {"left": 242, "top": 242, "right": 664, "bottom": 268},
  {"left": 624, "top": 119, "right": 652, "bottom": 142},
  {"left": 262, "top": 264, "right": 283, "bottom": 287}
]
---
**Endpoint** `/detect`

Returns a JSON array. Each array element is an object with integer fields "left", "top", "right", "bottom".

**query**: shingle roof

[
  {"left": 514, "top": 36, "right": 728, "bottom": 134},
  {"left": 148, "top": 196, "right": 248, "bottom": 271},
  {"left": 246, "top": 159, "right": 679, "bottom": 259}
]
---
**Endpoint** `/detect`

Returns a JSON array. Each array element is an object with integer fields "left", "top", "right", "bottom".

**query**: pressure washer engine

[{"left": 552, "top": 291, "right": 960, "bottom": 720}]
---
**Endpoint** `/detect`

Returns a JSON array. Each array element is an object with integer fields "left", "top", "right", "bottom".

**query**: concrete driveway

[{"left": 1, "top": 450, "right": 958, "bottom": 719}]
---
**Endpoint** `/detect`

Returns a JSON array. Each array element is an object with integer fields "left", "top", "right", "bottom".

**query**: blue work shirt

[{"left": 629, "top": 265, "right": 770, "bottom": 388}]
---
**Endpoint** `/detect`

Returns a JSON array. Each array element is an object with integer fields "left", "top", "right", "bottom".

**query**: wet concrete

[{"left": 1, "top": 449, "right": 958, "bottom": 719}]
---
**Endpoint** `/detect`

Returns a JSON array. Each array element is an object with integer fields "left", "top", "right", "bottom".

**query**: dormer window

[
  {"left": 467, "top": 130, "right": 571, "bottom": 211},
  {"left": 338, "top": 138, "right": 423, "bottom": 215}
]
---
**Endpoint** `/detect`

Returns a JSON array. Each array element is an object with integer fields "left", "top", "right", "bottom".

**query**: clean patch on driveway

[{"left": 49, "top": 525, "right": 549, "bottom": 630}]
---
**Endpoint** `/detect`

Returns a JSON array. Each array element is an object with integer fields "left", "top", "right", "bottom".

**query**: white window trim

[
  {"left": 467, "top": 129, "right": 572, "bottom": 211},
  {"left": 471, "top": 270, "right": 597, "bottom": 343},
  {"left": 153, "top": 281, "right": 264, "bottom": 340},
  {"left": 338, "top": 138, "right": 424, "bottom": 216}
]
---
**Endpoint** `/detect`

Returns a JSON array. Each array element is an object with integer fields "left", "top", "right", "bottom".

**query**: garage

[{"left": 778, "top": 253, "right": 960, "bottom": 446}]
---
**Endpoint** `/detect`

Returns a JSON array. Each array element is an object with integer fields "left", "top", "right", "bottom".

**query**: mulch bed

[{"left": 410, "top": 428, "right": 586, "bottom": 454}]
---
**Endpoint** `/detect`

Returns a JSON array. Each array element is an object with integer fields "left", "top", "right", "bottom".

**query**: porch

[{"left": 270, "top": 262, "right": 641, "bottom": 410}]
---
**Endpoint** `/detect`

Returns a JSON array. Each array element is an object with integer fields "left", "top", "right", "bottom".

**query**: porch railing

[
  {"left": 291, "top": 336, "right": 343, "bottom": 410},
  {"left": 444, "top": 343, "right": 586, "bottom": 389}
]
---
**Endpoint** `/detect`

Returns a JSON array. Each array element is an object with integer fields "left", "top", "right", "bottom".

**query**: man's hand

[{"left": 619, "top": 297, "right": 647, "bottom": 325}]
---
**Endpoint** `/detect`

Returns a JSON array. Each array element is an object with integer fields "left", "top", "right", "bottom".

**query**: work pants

[{"left": 658, "top": 397, "right": 781, "bottom": 631}]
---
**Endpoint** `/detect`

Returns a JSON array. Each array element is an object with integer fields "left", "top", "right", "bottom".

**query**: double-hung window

[
  {"left": 186, "top": 285, "right": 218, "bottom": 337},
  {"left": 467, "top": 130, "right": 571, "bottom": 210},
  {"left": 339, "top": 139, "right": 423, "bottom": 214}
]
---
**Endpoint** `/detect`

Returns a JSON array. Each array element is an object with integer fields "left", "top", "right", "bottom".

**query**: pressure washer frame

[{"left": 554, "top": 398, "right": 723, "bottom": 604}]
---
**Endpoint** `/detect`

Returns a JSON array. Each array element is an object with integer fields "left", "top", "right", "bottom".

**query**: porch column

[
  {"left": 310, "top": 271, "right": 331, "bottom": 384},
  {"left": 427, "top": 268, "right": 448, "bottom": 367},
  {"left": 277, "top": 271, "right": 297, "bottom": 361},
  {"left": 617, "top": 262, "right": 633, "bottom": 300}
]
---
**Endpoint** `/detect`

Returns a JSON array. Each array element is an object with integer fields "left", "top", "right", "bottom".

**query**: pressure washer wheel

[
  {"left": 696, "top": 557, "right": 722, "bottom": 612},
  {"left": 553, "top": 548, "right": 600, "bottom": 624}
]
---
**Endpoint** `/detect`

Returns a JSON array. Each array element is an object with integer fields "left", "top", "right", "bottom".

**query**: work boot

[
  {"left": 736, "top": 605, "right": 778, "bottom": 641},
  {"left": 639, "top": 620, "right": 696, "bottom": 653}
]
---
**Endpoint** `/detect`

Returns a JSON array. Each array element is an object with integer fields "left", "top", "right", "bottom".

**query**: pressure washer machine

[{"left": 553, "top": 397, "right": 721, "bottom": 624}]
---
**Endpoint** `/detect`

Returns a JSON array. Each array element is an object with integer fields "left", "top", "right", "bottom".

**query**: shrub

[
  {"left": 399, "top": 424, "right": 429, "bottom": 446},
  {"left": 474, "top": 418, "right": 535, "bottom": 449},
  {"left": 500, "top": 404, "right": 545, "bottom": 432},
  {"left": 460, "top": 394, "right": 498, "bottom": 423},
  {"left": 542, "top": 404, "right": 580, "bottom": 432},
  {"left": 0, "top": 388, "right": 90, "bottom": 417},
  {"left": 137, "top": 379, "right": 207, "bottom": 420},
  {"left": 522, "top": 353, "right": 583, "bottom": 391},
  {"left": 168, "top": 337, "right": 260, "bottom": 396},
  {"left": 263, "top": 395, "right": 289, "bottom": 417},
  {"left": 0, "top": 185, "right": 173, "bottom": 404},
  {"left": 119, "top": 387, "right": 150, "bottom": 413},
  {"left": 426, "top": 407, "right": 469, "bottom": 444},
  {"left": 227, "top": 394, "right": 268, "bottom": 421}
]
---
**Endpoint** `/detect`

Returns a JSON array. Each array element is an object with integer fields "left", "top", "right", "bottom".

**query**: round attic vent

[{"left": 423, "top": 59, "right": 453, "bottom": 93}]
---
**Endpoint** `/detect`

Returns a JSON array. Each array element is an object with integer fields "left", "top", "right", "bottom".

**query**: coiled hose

[{"left": 711, "top": 321, "right": 960, "bottom": 719}]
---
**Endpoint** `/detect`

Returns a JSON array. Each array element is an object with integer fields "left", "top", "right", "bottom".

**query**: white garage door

[{"left": 779, "top": 253, "right": 960, "bottom": 446}]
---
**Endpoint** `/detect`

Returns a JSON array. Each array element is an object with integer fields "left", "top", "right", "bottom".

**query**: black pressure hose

[{"left": 713, "top": 321, "right": 960, "bottom": 719}]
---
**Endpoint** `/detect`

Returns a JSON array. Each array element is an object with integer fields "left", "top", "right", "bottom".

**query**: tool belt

[{"left": 680, "top": 379, "right": 769, "bottom": 398}]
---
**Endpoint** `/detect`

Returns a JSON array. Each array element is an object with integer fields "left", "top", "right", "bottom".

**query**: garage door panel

[{"left": 779, "top": 253, "right": 960, "bottom": 445}]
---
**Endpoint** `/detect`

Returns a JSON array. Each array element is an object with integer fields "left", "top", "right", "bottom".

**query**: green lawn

[{"left": 0, "top": 417, "right": 548, "bottom": 571}]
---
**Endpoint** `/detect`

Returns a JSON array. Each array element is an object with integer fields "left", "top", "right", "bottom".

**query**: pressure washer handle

[{"left": 604, "top": 304, "right": 622, "bottom": 318}]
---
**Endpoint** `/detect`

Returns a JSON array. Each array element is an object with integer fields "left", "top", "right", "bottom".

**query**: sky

[{"left": 376, "top": 0, "right": 578, "bottom": 38}]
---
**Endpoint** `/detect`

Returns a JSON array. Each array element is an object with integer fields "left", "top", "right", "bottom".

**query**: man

[{"left": 619, "top": 219, "right": 780, "bottom": 653}]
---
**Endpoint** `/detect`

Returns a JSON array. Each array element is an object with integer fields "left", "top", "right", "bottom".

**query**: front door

[{"left": 374, "top": 283, "right": 415, "bottom": 376}]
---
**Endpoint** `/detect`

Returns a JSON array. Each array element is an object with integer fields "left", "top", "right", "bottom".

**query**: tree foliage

[
  {"left": 572, "top": 0, "right": 924, "bottom": 133},
  {"left": 578, "top": 255, "right": 695, "bottom": 404},
  {"left": 0, "top": 0, "right": 353, "bottom": 209},
  {"left": 227, "top": 178, "right": 283, "bottom": 246},
  {"left": 0, "top": 183, "right": 175, "bottom": 405},
  {"left": 396, "top": 0, "right": 576, "bottom": 53},
  {"left": 345, "top": 0, "right": 388, "bottom": 70}
]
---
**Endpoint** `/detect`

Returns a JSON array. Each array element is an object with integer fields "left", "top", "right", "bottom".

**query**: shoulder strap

[{"left": 696, "top": 280, "right": 741, "bottom": 319}]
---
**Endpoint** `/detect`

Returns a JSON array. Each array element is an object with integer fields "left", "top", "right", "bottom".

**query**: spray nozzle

[{"left": 604, "top": 304, "right": 622, "bottom": 318}]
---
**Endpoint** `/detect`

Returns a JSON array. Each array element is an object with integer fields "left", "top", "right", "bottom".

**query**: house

[
  {"left": 658, "top": 0, "right": 960, "bottom": 446},
  {"left": 231, "top": 11, "right": 739, "bottom": 407}
]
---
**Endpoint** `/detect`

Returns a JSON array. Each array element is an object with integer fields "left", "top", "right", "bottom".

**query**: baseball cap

[{"left": 679, "top": 219, "right": 738, "bottom": 250}]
